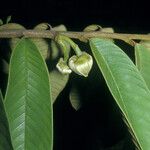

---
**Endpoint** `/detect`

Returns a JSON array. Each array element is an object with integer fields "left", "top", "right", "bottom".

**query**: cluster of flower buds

[
  {"left": 56, "top": 51, "right": 93, "bottom": 77},
  {"left": 55, "top": 35, "right": 93, "bottom": 77}
]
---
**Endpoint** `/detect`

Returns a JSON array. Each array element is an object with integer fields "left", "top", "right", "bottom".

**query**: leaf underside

[
  {"left": 32, "top": 24, "right": 51, "bottom": 60},
  {"left": 49, "top": 69, "right": 69, "bottom": 103},
  {"left": 31, "top": 38, "right": 50, "bottom": 60},
  {"left": 90, "top": 38, "right": 150, "bottom": 150},
  {"left": 4, "top": 38, "right": 53, "bottom": 150},
  {"left": 69, "top": 85, "right": 82, "bottom": 110},
  {"left": 0, "top": 23, "right": 25, "bottom": 51}
]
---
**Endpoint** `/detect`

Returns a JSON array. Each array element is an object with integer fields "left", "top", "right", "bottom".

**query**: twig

[{"left": 0, "top": 29, "right": 150, "bottom": 46}]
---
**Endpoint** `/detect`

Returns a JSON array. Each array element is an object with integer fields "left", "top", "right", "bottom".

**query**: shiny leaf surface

[
  {"left": 4, "top": 38, "right": 53, "bottom": 150},
  {"left": 90, "top": 38, "right": 150, "bottom": 150}
]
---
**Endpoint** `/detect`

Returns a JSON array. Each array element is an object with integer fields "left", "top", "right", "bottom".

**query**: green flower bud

[
  {"left": 56, "top": 58, "right": 72, "bottom": 74},
  {"left": 69, "top": 52, "right": 93, "bottom": 77}
]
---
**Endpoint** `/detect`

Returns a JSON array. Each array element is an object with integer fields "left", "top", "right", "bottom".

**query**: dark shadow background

[{"left": 0, "top": 0, "right": 149, "bottom": 149}]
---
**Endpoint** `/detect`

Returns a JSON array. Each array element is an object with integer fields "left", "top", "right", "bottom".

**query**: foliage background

[{"left": 0, "top": 0, "right": 150, "bottom": 149}]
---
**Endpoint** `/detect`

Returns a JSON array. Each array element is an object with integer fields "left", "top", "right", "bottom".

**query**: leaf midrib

[
  {"left": 24, "top": 43, "right": 30, "bottom": 150},
  {"left": 91, "top": 40, "right": 142, "bottom": 150}
]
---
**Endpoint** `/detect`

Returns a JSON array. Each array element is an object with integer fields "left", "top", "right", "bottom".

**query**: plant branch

[{"left": 0, "top": 29, "right": 150, "bottom": 45}]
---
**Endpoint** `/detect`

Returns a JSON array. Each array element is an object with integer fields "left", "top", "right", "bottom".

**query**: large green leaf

[
  {"left": 4, "top": 38, "right": 53, "bottom": 150},
  {"left": 0, "top": 90, "right": 12, "bottom": 150},
  {"left": 90, "top": 38, "right": 150, "bottom": 150},
  {"left": 135, "top": 43, "right": 150, "bottom": 89}
]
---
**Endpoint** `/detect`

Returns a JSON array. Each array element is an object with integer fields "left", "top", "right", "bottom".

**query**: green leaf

[
  {"left": 0, "top": 23, "right": 25, "bottom": 51},
  {"left": 69, "top": 85, "right": 82, "bottom": 110},
  {"left": 0, "top": 23, "right": 24, "bottom": 30},
  {"left": 31, "top": 38, "right": 50, "bottom": 60},
  {"left": 31, "top": 23, "right": 50, "bottom": 60},
  {"left": 49, "top": 70, "right": 69, "bottom": 103},
  {"left": 0, "top": 90, "right": 12, "bottom": 150},
  {"left": 90, "top": 38, "right": 150, "bottom": 150},
  {"left": 4, "top": 38, "right": 53, "bottom": 150},
  {"left": 135, "top": 43, "right": 150, "bottom": 89}
]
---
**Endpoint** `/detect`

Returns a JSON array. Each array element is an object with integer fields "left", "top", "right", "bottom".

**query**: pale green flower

[
  {"left": 69, "top": 52, "right": 93, "bottom": 77},
  {"left": 56, "top": 58, "right": 72, "bottom": 74}
]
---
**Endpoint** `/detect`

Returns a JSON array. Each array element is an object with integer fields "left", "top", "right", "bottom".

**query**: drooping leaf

[
  {"left": 31, "top": 23, "right": 51, "bottom": 60},
  {"left": 4, "top": 38, "right": 53, "bottom": 150},
  {"left": 0, "top": 23, "right": 25, "bottom": 51},
  {"left": 48, "top": 25, "right": 70, "bottom": 103},
  {"left": 69, "top": 85, "right": 82, "bottom": 110},
  {"left": 49, "top": 70, "right": 69, "bottom": 103},
  {"left": 135, "top": 43, "right": 150, "bottom": 89},
  {"left": 31, "top": 38, "right": 50, "bottom": 59},
  {"left": 90, "top": 38, "right": 150, "bottom": 150},
  {"left": 0, "top": 90, "right": 12, "bottom": 150}
]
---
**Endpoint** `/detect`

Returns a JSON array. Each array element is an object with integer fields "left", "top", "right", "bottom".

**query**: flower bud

[
  {"left": 56, "top": 58, "right": 72, "bottom": 74},
  {"left": 69, "top": 52, "right": 93, "bottom": 77}
]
